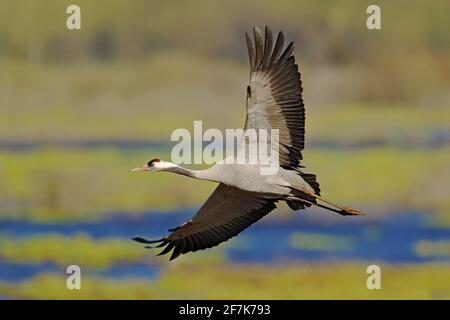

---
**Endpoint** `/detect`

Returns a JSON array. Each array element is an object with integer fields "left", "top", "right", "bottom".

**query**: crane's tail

[{"left": 286, "top": 173, "right": 321, "bottom": 211}]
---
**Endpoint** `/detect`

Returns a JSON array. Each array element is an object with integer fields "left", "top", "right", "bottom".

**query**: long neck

[{"left": 165, "top": 165, "right": 219, "bottom": 182}]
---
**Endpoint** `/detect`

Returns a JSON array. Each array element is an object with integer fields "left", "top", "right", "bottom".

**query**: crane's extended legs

[{"left": 287, "top": 189, "right": 363, "bottom": 216}]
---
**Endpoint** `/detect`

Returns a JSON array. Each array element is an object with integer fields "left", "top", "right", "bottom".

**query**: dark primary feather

[
  {"left": 244, "top": 26, "right": 305, "bottom": 171},
  {"left": 133, "top": 184, "right": 277, "bottom": 260}
]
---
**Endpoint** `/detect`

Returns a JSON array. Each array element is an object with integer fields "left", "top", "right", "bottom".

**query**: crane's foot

[{"left": 338, "top": 207, "right": 364, "bottom": 216}]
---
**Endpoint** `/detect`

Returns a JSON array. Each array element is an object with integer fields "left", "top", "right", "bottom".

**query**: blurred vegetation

[
  {"left": 290, "top": 232, "right": 356, "bottom": 252},
  {"left": 1, "top": 0, "right": 450, "bottom": 144},
  {"left": 0, "top": 148, "right": 213, "bottom": 220},
  {"left": 2, "top": 54, "right": 450, "bottom": 140},
  {"left": 1, "top": 0, "right": 449, "bottom": 106},
  {"left": 1, "top": 146, "right": 449, "bottom": 221},
  {"left": 0, "top": 233, "right": 157, "bottom": 268},
  {"left": 0, "top": 233, "right": 226, "bottom": 269},
  {"left": 0, "top": 262, "right": 449, "bottom": 299},
  {"left": 415, "top": 240, "right": 450, "bottom": 258},
  {"left": 1, "top": 54, "right": 245, "bottom": 142},
  {"left": 1, "top": 2, "right": 449, "bottom": 223},
  {"left": 0, "top": 0, "right": 449, "bottom": 301}
]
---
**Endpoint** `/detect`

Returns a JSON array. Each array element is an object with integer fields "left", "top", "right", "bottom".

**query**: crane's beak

[{"left": 131, "top": 164, "right": 149, "bottom": 172}]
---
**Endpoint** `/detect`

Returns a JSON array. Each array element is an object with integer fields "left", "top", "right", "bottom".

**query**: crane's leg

[{"left": 288, "top": 191, "right": 364, "bottom": 216}]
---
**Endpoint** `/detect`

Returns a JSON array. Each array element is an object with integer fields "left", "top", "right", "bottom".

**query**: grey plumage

[{"left": 133, "top": 26, "right": 363, "bottom": 260}]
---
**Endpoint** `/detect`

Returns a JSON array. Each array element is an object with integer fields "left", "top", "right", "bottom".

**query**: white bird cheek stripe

[{"left": 153, "top": 161, "right": 176, "bottom": 169}]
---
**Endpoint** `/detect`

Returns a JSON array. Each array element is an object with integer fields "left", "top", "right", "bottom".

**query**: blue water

[
  {"left": 0, "top": 261, "right": 161, "bottom": 283},
  {"left": 1, "top": 209, "right": 449, "bottom": 282}
]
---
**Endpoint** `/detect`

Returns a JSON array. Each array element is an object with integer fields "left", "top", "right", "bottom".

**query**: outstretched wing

[
  {"left": 244, "top": 26, "right": 305, "bottom": 170},
  {"left": 134, "top": 184, "right": 277, "bottom": 260}
]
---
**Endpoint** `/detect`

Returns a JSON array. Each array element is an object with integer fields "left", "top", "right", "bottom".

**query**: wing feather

[
  {"left": 253, "top": 27, "right": 264, "bottom": 69},
  {"left": 270, "top": 31, "right": 284, "bottom": 64},
  {"left": 134, "top": 184, "right": 277, "bottom": 260},
  {"left": 262, "top": 26, "right": 273, "bottom": 68},
  {"left": 244, "top": 27, "right": 305, "bottom": 170}
]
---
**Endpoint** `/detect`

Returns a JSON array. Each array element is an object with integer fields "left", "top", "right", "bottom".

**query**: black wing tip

[
  {"left": 169, "top": 253, "right": 180, "bottom": 261},
  {"left": 169, "top": 247, "right": 183, "bottom": 261},
  {"left": 249, "top": 26, "right": 282, "bottom": 40},
  {"left": 132, "top": 236, "right": 165, "bottom": 244},
  {"left": 252, "top": 25, "right": 271, "bottom": 33},
  {"left": 247, "top": 26, "right": 293, "bottom": 69},
  {"left": 134, "top": 237, "right": 174, "bottom": 258},
  {"left": 287, "top": 41, "right": 295, "bottom": 52},
  {"left": 143, "top": 238, "right": 187, "bottom": 261}
]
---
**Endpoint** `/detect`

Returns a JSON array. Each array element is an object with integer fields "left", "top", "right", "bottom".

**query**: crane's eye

[{"left": 147, "top": 159, "right": 160, "bottom": 166}]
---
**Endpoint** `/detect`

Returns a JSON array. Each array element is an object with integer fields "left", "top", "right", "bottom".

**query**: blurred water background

[{"left": 0, "top": 0, "right": 449, "bottom": 299}]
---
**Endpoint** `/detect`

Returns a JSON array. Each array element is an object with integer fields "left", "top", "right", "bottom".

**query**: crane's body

[
  {"left": 132, "top": 26, "right": 363, "bottom": 260},
  {"left": 147, "top": 160, "right": 314, "bottom": 196}
]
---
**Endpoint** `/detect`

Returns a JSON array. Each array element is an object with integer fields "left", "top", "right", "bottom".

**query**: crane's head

[{"left": 131, "top": 158, "right": 176, "bottom": 172}]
